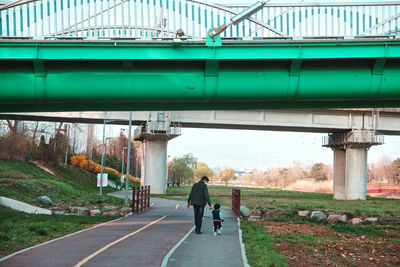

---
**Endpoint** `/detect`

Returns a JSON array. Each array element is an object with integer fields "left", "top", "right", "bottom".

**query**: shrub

[{"left": 70, "top": 154, "right": 140, "bottom": 183}]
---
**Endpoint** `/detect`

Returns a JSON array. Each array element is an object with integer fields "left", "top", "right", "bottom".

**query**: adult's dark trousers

[{"left": 193, "top": 205, "right": 205, "bottom": 233}]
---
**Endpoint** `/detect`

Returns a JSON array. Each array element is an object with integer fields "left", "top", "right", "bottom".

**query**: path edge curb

[
  {"left": 237, "top": 218, "right": 250, "bottom": 267},
  {"left": 160, "top": 226, "right": 195, "bottom": 267}
]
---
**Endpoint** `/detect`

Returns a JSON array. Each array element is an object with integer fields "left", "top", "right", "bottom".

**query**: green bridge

[{"left": 1, "top": 39, "right": 400, "bottom": 112}]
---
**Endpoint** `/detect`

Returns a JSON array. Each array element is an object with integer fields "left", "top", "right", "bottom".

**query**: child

[{"left": 211, "top": 203, "right": 224, "bottom": 235}]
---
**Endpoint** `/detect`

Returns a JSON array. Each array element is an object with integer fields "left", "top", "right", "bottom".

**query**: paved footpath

[
  {"left": 0, "top": 194, "right": 245, "bottom": 267},
  {"left": 166, "top": 205, "right": 245, "bottom": 267}
]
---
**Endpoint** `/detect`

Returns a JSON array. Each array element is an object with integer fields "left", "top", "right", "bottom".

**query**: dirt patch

[
  {"left": 30, "top": 161, "right": 57, "bottom": 176},
  {"left": 260, "top": 221, "right": 400, "bottom": 267},
  {"left": 263, "top": 221, "right": 338, "bottom": 238}
]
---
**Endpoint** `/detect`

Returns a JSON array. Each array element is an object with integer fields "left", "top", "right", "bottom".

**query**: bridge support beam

[
  {"left": 324, "top": 130, "right": 383, "bottom": 200},
  {"left": 135, "top": 114, "right": 181, "bottom": 194},
  {"left": 333, "top": 149, "right": 346, "bottom": 200},
  {"left": 345, "top": 147, "right": 368, "bottom": 200},
  {"left": 141, "top": 139, "right": 169, "bottom": 194}
]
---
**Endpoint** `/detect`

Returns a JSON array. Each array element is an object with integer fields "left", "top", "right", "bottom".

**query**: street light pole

[
  {"left": 99, "top": 120, "right": 106, "bottom": 196},
  {"left": 125, "top": 112, "right": 133, "bottom": 205},
  {"left": 121, "top": 146, "right": 128, "bottom": 187}
]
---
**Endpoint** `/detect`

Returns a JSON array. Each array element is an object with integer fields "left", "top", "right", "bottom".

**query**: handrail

[{"left": 0, "top": 0, "right": 399, "bottom": 39}]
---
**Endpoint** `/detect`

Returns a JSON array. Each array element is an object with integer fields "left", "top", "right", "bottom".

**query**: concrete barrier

[{"left": 0, "top": 196, "right": 52, "bottom": 215}]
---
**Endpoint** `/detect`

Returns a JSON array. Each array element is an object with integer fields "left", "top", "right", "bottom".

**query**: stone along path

[{"left": 0, "top": 197, "right": 246, "bottom": 267}]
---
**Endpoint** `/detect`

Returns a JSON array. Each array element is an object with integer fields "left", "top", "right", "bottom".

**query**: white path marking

[
  {"left": 0, "top": 216, "right": 126, "bottom": 262},
  {"left": 74, "top": 215, "right": 168, "bottom": 267},
  {"left": 160, "top": 226, "right": 195, "bottom": 267}
]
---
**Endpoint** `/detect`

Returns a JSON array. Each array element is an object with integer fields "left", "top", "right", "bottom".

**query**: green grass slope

[
  {"left": 0, "top": 159, "right": 124, "bottom": 208},
  {"left": 0, "top": 159, "right": 126, "bottom": 258}
]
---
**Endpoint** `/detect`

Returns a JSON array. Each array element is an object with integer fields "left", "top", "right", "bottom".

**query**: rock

[
  {"left": 311, "top": 211, "right": 327, "bottom": 221},
  {"left": 102, "top": 206, "right": 118, "bottom": 212},
  {"left": 365, "top": 217, "right": 378, "bottom": 223},
  {"left": 350, "top": 218, "right": 363, "bottom": 225},
  {"left": 53, "top": 211, "right": 64, "bottom": 215},
  {"left": 327, "top": 214, "right": 347, "bottom": 224},
  {"left": 298, "top": 210, "right": 310, "bottom": 217},
  {"left": 39, "top": 196, "right": 53, "bottom": 206},
  {"left": 248, "top": 215, "right": 261, "bottom": 221},
  {"left": 121, "top": 207, "right": 132, "bottom": 213},
  {"left": 338, "top": 215, "right": 347, "bottom": 223},
  {"left": 71, "top": 207, "right": 89, "bottom": 216},
  {"left": 251, "top": 209, "right": 262, "bottom": 216},
  {"left": 102, "top": 211, "right": 122, "bottom": 216},
  {"left": 240, "top": 206, "right": 251, "bottom": 217},
  {"left": 90, "top": 209, "right": 101, "bottom": 216}
]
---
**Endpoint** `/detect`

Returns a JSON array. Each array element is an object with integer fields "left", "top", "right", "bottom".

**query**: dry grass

[{"left": 287, "top": 180, "right": 333, "bottom": 193}]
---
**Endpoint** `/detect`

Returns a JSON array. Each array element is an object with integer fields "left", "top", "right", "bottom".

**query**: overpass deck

[{"left": 2, "top": 109, "right": 400, "bottom": 135}]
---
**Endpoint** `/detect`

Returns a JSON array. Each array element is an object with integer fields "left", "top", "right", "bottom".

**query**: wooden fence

[
  {"left": 232, "top": 189, "right": 241, "bottom": 217},
  {"left": 132, "top": 186, "right": 151, "bottom": 213}
]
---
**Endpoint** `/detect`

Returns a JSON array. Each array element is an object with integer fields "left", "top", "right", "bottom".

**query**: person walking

[
  {"left": 187, "top": 176, "right": 212, "bottom": 234},
  {"left": 211, "top": 203, "right": 224, "bottom": 236}
]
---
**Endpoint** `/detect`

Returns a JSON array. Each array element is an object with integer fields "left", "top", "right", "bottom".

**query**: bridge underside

[{"left": 1, "top": 39, "right": 400, "bottom": 112}]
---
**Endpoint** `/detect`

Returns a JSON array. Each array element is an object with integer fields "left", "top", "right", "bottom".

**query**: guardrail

[
  {"left": 0, "top": 1, "right": 399, "bottom": 39},
  {"left": 232, "top": 188, "right": 240, "bottom": 217},
  {"left": 131, "top": 185, "right": 150, "bottom": 213}
]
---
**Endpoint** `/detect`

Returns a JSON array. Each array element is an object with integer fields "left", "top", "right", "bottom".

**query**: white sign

[{"left": 97, "top": 173, "right": 108, "bottom": 187}]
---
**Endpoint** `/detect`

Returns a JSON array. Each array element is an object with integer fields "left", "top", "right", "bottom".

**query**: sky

[
  {"left": 167, "top": 128, "right": 400, "bottom": 171},
  {"left": 101, "top": 125, "right": 400, "bottom": 171}
]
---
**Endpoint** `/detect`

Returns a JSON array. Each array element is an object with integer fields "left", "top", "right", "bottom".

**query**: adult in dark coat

[{"left": 187, "top": 176, "right": 212, "bottom": 234}]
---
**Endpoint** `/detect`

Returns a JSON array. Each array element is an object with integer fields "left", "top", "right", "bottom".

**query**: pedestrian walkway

[
  {"left": 0, "top": 196, "right": 245, "bottom": 267},
  {"left": 165, "top": 206, "right": 244, "bottom": 267}
]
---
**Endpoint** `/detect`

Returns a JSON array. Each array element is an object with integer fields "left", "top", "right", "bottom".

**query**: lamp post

[
  {"left": 100, "top": 136, "right": 111, "bottom": 195},
  {"left": 125, "top": 112, "right": 133, "bottom": 205},
  {"left": 121, "top": 146, "right": 128, "bottom": 187}
]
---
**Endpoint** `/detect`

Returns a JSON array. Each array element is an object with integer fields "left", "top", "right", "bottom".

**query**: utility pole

[
  {"left": 64, "top": 124, "right": 69, "bottom": 165},
  {"left": 99, "top": 120, "right": 106, "bottom": 196},
  {"left": 125, "top": 112, "right": 133, "bottom": 205},
  {"left": 121, "top": 147, "right": 128, "bottom": 187}
]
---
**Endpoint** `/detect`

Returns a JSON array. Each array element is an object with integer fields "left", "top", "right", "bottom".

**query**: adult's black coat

[{"left": 188, "top": 181, "right": 211, "bottom": 206}]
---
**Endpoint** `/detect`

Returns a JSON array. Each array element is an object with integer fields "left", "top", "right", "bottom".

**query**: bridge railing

[{"left": 0, "top": 1, "right": 399, "bottom": 39}]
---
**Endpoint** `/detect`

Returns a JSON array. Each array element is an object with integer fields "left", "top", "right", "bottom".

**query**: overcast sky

[
  {"left": 167, "top": 128, "right": 400, "bottom": 170},
  {"left": 101, "top": 125, "right": 400, "bottom": 171}
]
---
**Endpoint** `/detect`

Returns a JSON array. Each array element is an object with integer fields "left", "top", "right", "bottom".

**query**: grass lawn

[
  {"left": 0, "top": 159, "right": 124, "bottom": 208},
  {"left": 0, "top": 159, "right": 128, "bottom": 258},
  {"left": 165, "top": 185, "right": 400, "bottom": 216},
  {"left": 0, "top": 206, "right": 119, "bottom": 258},
  {"left": 165, "top": 185, "right": 400, "bottom": 266}
]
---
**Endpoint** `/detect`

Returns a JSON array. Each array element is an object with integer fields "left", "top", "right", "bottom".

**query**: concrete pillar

[
  {"left": 345, "top": 147, "right": 368, "bottom": 200},
  {"left": 142, "top": 139, "right": 168, "bottom": 194},
  {"left": 333, "top": 149, "right": 346, "bottom": 200}
]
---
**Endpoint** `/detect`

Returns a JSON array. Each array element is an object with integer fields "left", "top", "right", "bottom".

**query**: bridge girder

[{"left": 1, "top": 39, "right": 400, "bottom": 112}]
